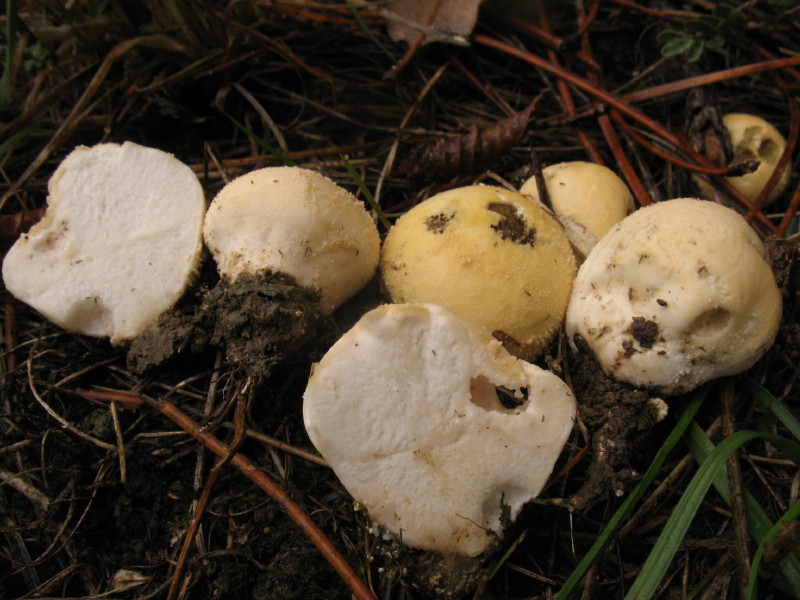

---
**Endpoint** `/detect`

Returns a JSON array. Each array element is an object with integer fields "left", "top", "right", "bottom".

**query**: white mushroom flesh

[
  {"left": 303, "top": 303, "right": 576, "bottom": 556},
  {"left": 2, "top": 142, "right": 206, "bottom": 343}
]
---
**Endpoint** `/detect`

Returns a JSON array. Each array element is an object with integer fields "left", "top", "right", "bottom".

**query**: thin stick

[
  {"left": 79, "top": 388, "right": 376, "bottom": 600},
  {"left": 721, "top": 381, "right": 751, "bottom": 599}
]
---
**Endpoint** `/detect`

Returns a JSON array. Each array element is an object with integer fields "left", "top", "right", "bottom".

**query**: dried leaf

[
  {"left": 386, "top": 0, "right": 483, "bottom": 46},
  {"left": 402, "top": 97, "right": 541, "bottom": 178},
  {"left": 108, "top": 569, "right": 151, "bottom": 592}
]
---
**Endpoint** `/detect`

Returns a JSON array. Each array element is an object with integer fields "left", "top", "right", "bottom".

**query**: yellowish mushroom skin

[
  {"left": 380, "top": 185, "right": 576, "bottom": 360},
  {"left": 694, "top": 113, "right": 791, "bottom": 205},
  {"left": 520, "top": 161, "right": 634, "bottom": 257}
]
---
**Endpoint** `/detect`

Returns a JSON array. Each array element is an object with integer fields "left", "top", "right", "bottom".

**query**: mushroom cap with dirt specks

[
  {"left": 203, "top": 166, "right": 380, "bottom": 314},
  {"left": 694, "top": 112, "right": 790, "bottom": 205},
  {"left": 302, "top": 303, "right": 576, "bottom": 557},
  {"left": 520, "top": 161, "right": 634, "bottom": 257},
  {"left": 2, "top": 142, "right": 206, "bottom": 344},
  {"left": 380, "top": 185, "right": 576, "bottom": 361},
  {"left": 565, "top": 197, "right": 782, "bottom": 395}
]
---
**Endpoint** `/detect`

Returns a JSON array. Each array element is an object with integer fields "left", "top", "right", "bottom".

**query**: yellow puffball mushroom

[
  {"left": 380, "top": 185, "right": 576, "bottom": 360},
  {"left": 694, "top": 113, "right": 791, "bottom": 205},
  {"left": 520, "top": 161, "right": 634, "bottom": 257}
]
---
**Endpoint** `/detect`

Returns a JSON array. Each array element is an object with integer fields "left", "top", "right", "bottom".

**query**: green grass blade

[
  {"left": 0, "top": 125, "right": 50, "bottom": 158},
  {"left": 347, "top": 2, "right": 396, "bottom": 63},
  {"left": 1, "top": 0, "right": 18, "bottom": 107},
  {"left": 223, "top": 111, "right": 296, "bottom": 166},
  {"left": 747, "top": 498, "right": 800, "bottom": 600},
  {"left": 685, "top": 422, "right": 800, "bottom": 598},
  {"left": 340, "top": 154, "right": 391, "bottom": 230},
  {"left": 623, "top": 429, "right": 767, "bottom": 599},
  {"left": 555, "top": 386, "right": 708, "bottom": 600},
  {"left": 747, "top": 379, "right": 800, "bottom": 441}
]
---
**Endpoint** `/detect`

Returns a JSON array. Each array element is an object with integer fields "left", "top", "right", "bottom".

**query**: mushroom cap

[
  {"left": 520, "top": 161, "right": 634, "bottom": 256},
  {"left": 565, "top": 198, "right": 782, "bottom": 395},
  {"left": 203, "top": 166, "right": 380, "bottom": 314},
  {"left": 303, "top": 303, "right": 576, "bottom": 556},
  {"left": 380, "top": 185, "right": 576, "bottom": 360},
  {"left": 694, "top": 112, "right": 790, "bottom": 205},
  {"left": 2, "top": 142, "right": 205, "bottom": 343}
]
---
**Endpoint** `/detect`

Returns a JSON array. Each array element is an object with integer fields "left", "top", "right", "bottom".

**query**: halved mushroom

[
  {"left": 2, "top": 142, "right": 206, "bottom": 343},
  {"left": 303, "top": 303, "right": 576, "bottom": 557}
]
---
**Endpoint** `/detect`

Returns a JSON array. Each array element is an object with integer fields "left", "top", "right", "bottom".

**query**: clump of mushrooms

[
  {"left": 203, "top": 166, "right": 381, "bottom": 314},
  {"left": 694, "top": 112, "right": 791, "bottom": 204},
  {"left": 2, "top": 142, "right": 206, "bottom": 344},
  {"left": 519, "top": 161, "right": 635, "bottom": 257},
  {"left": 566, "top": 197, "right": 782, "bottom": 395},
  {"left": 303, "top": 303, "right": 576, "bottom": 557},
  {"left": 380, "top": 184, "right": 576, "bottom": 360}
]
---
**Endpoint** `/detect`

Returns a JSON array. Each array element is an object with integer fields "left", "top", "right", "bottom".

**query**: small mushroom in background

[
  {"left": 303, "top": 303, "right": 576, "bottom": 557},
  {"left": 380, "top": 184, "right": 576, "bottom": 361},
  {"left": 519, "top": 161, "right": 635, "bottom": 258},
  {"left": 694, "top": 112, "right": 791, "bottom": 205},
  {"left": 566, "top": 197, "right": 782, "bottom": 395},
  {"left": 2, "top": 142, "right": 206, "bottom": 343},
  {"left": 203, "top": 166, "right": 380, "bottom": 314}
]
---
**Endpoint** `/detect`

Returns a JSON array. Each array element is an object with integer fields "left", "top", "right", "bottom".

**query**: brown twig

[
  {"left": 167, "top": 381, "right": 252, "bottom": 600},
  {"left": 621, "top": 57, "right": 800, "bottom": 104},
  {"left": 473, "top": 34, "right": 777, "bottom": 232},
  {"left": 721, "top": 381, "right": 750, "bottom": 600},
  {"left": 78, "top": 388, "right": 377, "bottom": 600}
]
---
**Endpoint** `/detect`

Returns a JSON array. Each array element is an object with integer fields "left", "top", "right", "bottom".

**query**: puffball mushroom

[
  {"left": 694, "top": 112, "right": 791, "bottom": 204},
  {"left": 519, "top": 161, "right": 635, "bottom": 257},
  {"left": 203, "top": 166, "right": 380, "bottom": 314},
  {"left": 2, "top": 142, "right": 205, "bottom": 343},
  {"left": 380, "top": 185, "right": 576, "bottom": 360},
  {"left": 303, "top": 303, "right": 576, "bottom": 557},
  {"left": 566, "top": 198, "right": 782, "bottom": 395}
]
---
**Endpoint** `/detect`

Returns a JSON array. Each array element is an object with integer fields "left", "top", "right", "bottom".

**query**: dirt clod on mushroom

[
  {"left": 629, "top": 316, "right": 659, "bottom": 348},
  {"left": 128, "top": 271, "right": 326, "bottom": 382},
  {"left": 566, "top": 335, "right": 664, "bottom": 511},
  {"left": 488, "top": 202, "right": 536, "bottom": 246}
]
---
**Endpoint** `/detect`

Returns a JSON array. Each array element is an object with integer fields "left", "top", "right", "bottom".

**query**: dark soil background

[{"left": 1, "top": 2, "right": 800, "bottom": 599}]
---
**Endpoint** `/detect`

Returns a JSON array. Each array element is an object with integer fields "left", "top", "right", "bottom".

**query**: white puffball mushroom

[
  {"left": 2, "top": 142, "right": 205, "bottom": 343},
  {"left": 203, "top": 166, "right": 380, "bottom": 314},
  {"left": 520, "top": 161, "right": 635, "bottom": 257},
  {"left": 694, "top": 112, "right": 791, "bottom": 205},
  {"left": 380, "top": 185, "right": 576, "bottom": 360},
  {"left": 303, "top": 303, "right": 576, "bottom": 557},
  {"left": 566, "top": 198, "right": 782, "bottom": 395}
]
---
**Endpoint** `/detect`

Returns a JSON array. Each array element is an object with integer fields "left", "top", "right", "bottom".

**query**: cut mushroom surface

[
  {"left": 566, "top": 198, "right": 782, "bottom": 395},
  {"left": 203, "top": 166, "right": 380, "bottom": 314},
  {"left": 2, "top": 142, "right": 206, "bottom": 343},
  {"left": 303, "top": 303, "right": 576, "bottom": 557},
  {"left": 380, "top": 185, "right": 576, "bottom": 360}
]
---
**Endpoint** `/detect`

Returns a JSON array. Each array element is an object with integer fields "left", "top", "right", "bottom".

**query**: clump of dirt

[
  {"left": 364, "top": 524, "right": 493, "bottom": 600},
  {"left": 488, "top": 202, "right": 536, "bottom": 246},
  {"left": 565, "top": 335, "right": 665, "bottom": 511},
  {"left": 128, "top": 271, "right": 327, "bottom": 382}
]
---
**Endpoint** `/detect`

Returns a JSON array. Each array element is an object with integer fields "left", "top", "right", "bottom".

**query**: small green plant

[{"left": 657, "top": 3, "right": 746, "bottom": 62}]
